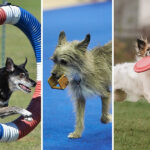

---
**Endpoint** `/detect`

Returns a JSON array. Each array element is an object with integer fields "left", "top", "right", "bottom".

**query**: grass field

[
  {"left": 0, "top": 0, "right": 41, "bottom": 150},
  {"left": 114, "top": 100, "right": 150, "bottom": 150}
]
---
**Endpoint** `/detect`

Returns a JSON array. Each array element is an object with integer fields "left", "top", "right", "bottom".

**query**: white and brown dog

[{"left": 114, "top": 38, "right": 150, "bottom": 102}]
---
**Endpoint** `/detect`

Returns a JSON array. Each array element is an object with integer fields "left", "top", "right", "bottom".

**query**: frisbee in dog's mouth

[
  {"left": 134, "top": 56, "right": 150, "bottom": 72},
  {"left": 18, "top": 83, "right": 31, "bottom": 93},
  {"left": 48, "top": 74, "right": 69, "bottom": 90}
]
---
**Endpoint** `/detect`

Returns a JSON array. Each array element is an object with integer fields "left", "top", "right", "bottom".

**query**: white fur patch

[
  {"left": 114, "top": 62, "right": 150, "bottom": 102},
  {"left": 69, "top": 83, "right": 96, "bottom": 100},
  {"left": 67, "top": 69, "right": 96, "bottom": 99}
]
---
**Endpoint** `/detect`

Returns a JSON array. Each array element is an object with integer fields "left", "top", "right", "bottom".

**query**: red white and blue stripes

[{"left": 0, "top": 5, "right": 41, "bottom": 142}]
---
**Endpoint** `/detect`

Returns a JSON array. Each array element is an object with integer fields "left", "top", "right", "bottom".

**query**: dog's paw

[
  {"left": 68, "top": 132, "right": 81, "bottom": 139},
  {"left": 16, "top": 108, "right": 33, "bottom": 121},
  {"left": 101, "top": 113, "right": 112, "bottom": 124},
  {"left": 24, "top": 116, "right": 33, "bottom": 122}
]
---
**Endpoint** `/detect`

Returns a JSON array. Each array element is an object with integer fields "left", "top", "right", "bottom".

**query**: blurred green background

[{"left": 0, "top": 0, "right": 41, "bottom": 150}]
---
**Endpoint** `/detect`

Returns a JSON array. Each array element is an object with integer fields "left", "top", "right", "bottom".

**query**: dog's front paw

[
  {"left": 24, "top": 116, "right": 33, "bottom": 122},
  {"left": 101, "top": 113, "right": 112, "bottom": 124},
  {"left": 68, "top": 132, "right": 81, "bottom": 139}
]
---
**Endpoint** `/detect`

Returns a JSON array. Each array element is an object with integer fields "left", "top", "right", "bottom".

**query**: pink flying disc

[{"left": 134, "top": 56, "right": 150, "bottom": 73}]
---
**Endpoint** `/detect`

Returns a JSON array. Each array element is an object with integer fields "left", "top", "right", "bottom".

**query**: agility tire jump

[{"left": 0, "top": 5, "right": 41, "bottom": 142}]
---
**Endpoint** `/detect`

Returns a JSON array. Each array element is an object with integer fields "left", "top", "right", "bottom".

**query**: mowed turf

[
  {"left": 0, "top": 0, "right": 41, "bottom": 150},
  {"left": 115, "top": 100, "right": 150, "bottom": 150}
]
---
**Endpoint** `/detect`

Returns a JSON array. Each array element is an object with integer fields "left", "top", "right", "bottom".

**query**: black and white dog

[{"left": 0, "top": 57, "right": 36, "bottom": 120}]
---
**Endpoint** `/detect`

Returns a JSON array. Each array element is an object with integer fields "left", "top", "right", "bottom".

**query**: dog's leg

[
  {"left": 68, "top": 96, "right": 85, "bottom": 139},
  {"left": 144, "top": 92, "right": 150, "bottom": 103},
  {"left": 0, "top": 106, "right": 32, "bottom": 121},
  {"left": 143, "top": 81, "right": 150, "bottom": 103},
  {"left": 115, "top": 89, "right": 127, "bottom": 102},
  {"left": 101, "top": 92, "right": 112, "bottom": 123}
]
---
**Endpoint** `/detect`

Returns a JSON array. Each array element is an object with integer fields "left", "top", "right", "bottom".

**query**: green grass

[
  {"left": 0, "top": 0, "right": 41, "bottom": 149},
  {"left": 115, "top": 100, "right": 150, "bottom": 150}
]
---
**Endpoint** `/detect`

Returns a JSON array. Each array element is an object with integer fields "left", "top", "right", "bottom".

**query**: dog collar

[
  {"left": 70, "top": 78, "right": 81, "bottom": 85},
  {"left": 71, "top": 79, "right": 81, "bottom": 85},
  {"left": 76, "top": 79, "right": 81, "bottom": 85}
]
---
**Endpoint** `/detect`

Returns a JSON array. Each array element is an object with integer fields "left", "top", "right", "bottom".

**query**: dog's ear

[
  {"left": 5, "top": 57, "right": 15, "bottom": 72},
  {"left": 20, "top": 57, "right": 27, "bottom": 68},
  {"left": 58, "top": 31, "right": 66, "bottom": 45},
  {"left": 76, "top": 34, "right": 90, "bottom": 51},
  {"left": 137, "top": 39, "right": 147, "bottom": 51}
]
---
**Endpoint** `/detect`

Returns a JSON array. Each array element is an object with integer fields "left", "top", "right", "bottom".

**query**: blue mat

[{"left": 43, "top": 2, "right": 112, "bottom": 150}]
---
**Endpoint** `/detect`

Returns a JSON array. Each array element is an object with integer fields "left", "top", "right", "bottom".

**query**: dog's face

[
  {"left": 51, "top": 31, "right": 90, "bottom": 81},
  {"left": 136, "top": 38, "right": 150, "bottom": 57},
  {"left": 6, "top": 58, "right": 36, "bottom": 93}
]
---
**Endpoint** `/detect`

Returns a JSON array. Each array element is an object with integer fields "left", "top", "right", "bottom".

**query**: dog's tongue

[
  {"left": 19, "top": 84, "right": 31, "bottom": 93},
  {"left": 134, "top": 56, "right": 150, "bottom": 72}
]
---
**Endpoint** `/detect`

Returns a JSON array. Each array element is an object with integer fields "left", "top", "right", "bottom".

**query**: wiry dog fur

[
  {"left": 51, "top": 31, "right": 112, "bottom": 138},
  {"left": 114, "top": 37, "right": 150, "bottom": 102}
]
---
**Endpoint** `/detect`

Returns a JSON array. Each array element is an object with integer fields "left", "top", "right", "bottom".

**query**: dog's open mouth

[{"left": 18, "top": 83, "right": 31, "bottom": 93}]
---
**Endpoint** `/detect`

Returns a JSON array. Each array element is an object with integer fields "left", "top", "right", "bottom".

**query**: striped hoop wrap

[{"left": 0, "top": 5, "right": 41, "bottom": 142}]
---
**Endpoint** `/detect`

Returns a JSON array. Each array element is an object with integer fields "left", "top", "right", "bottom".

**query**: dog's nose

[
  {"left": 33, "top": 81, "right": 36, "bottom": 87},
  {"left": 52, "top": 72, "right": 57, "bottom": 77},
  {"left": 30, "top": 79, "right": 36, "bottom": 87}
]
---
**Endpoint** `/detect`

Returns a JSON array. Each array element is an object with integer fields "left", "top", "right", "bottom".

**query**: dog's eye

[
  {"left": 146, "top": 49, "right": 150, "bottom": 56},
  {"left": 60, "top": 59, "right": 67, "bottom": 65},
  {"left": 20, "top": 73, "right": 25, "bottom": 78}
]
